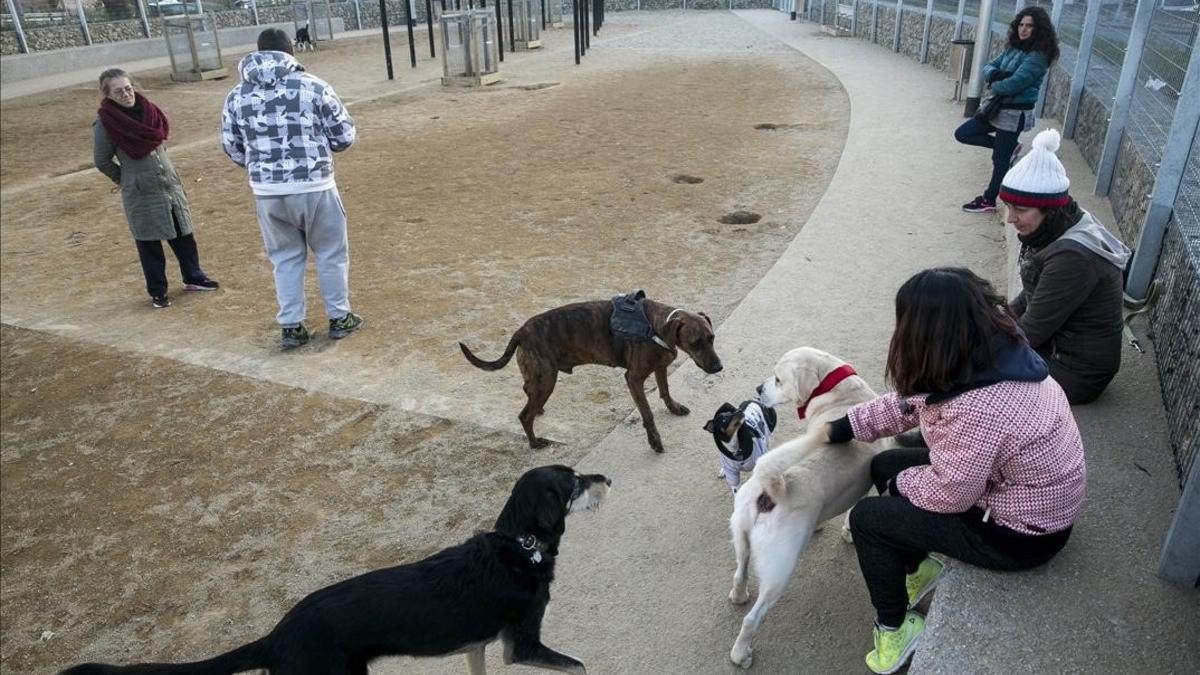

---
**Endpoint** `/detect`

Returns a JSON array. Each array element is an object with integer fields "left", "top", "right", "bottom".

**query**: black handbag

[{"left": 974, "top": 91, "right": 1004, "bottom": 121}]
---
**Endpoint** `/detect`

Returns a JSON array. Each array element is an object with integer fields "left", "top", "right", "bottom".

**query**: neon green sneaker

[
  {"left": 865, "top": 611, "right": 925, "bottom": 674},
  {"left": 905, "top": 557, "right": 944, "bottom": 608}
]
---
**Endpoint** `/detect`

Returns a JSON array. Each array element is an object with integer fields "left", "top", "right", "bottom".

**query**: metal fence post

[
  {"left": 250, "top": 0, "right": 261, "bottom": 25},
  {"left": 5, "top": 0, "right": 28, "bottom": 53},
  {"left": 1033, "top": 0, "right": 1064, "bottom": 118},
  {"left": 75, "top": 0, "right": 93, "bottom": 45},
  {"left": 1125, "top": 44, "right": 1200, "bottom": 301},
  {"left": 964, "top": 0, "right": 997, "bottom": 116},
  {"left": 892, "top": 0, "right": 901, "bottom": 52},
  {"left": 1158, "top": 461, "right": 1200, "bottom": 586},
  {"left": 953, "top": 0, "right": 964, "bottom": 40},
  {"left": 870, "top": 0, "right": 878, "bottom": 43},
  {"left": 1062, "top": 0, "right": 1102, "bottom": 139},
  {"left": 851, "top": 0, "right": 858, "bottom": 35},
  {"left": 135, "top": 0, "right": 151, "bottom": 37},
  {"left": 919, "top": 0, "right": 933, "bottom": 63},
  {"left": 1094, "top": 0, "right": 1155, "bottom": 196}
]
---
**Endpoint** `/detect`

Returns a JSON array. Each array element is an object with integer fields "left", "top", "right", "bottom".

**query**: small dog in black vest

[
  {"left": 294, "top": 24, "right": 315, "bottom": 51},
  {"left": 704, "top": 399, "right": 777, "bottom": 496}
]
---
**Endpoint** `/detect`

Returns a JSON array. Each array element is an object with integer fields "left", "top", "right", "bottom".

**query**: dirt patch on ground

[{"left": 1, "top": 14, "right": 848, "bottom": 671}]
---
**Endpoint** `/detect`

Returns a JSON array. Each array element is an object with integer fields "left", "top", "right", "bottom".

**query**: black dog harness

[{"left": 610, "top": 290, "right": 674, "bottom": 366}]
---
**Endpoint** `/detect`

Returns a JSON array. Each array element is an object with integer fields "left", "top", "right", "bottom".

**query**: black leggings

[
  {"left": 134, "top": 209, "right": 204, "bottom": 298},
  {"left": 850, "top": 448, "right": 1071, "bottom": 626}
]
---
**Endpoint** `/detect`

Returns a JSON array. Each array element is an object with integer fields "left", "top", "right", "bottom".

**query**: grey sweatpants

[{"left": 254, "top": 188, "right": 351, "bottom": 326}]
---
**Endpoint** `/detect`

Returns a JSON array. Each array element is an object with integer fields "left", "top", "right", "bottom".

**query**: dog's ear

[{"left": 699, "top": 311, "right": 712, "bottom": 328}]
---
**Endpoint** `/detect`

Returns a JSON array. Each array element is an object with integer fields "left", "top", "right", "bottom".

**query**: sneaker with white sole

[
  {"left": 962, "top": 195, "right": 997, "bottom": 213},
  {"left": 183, "top": 276, "right": 220, "bottom": 292},
  {"left": 865, "top": 612, "right": 925, "bottom": 675},
  {"left": 906, "top": 557, "right": 945, "bottom": 608},
  {"left": 151, "top": 295, "right": 171, "bottom": 309}
]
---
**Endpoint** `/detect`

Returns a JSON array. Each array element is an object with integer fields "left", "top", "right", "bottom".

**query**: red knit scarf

[{"left": 98, "top": 93, "right": 170, "bottom": 159}]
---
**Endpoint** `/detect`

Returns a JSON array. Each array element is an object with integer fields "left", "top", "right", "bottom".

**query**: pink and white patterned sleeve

[{"left": 847, "top": 392, "right": 920, "bottom": 441}]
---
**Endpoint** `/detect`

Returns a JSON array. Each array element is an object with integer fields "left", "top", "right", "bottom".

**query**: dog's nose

[
  {"left": 605, "top": 478, "right": 613, "bottom": 487},
  {"left": 710, "top": 360, "right": 723, "bottom": 374},
  {"left": 755, "top": 383, "right": 764, "bottom": 395}
]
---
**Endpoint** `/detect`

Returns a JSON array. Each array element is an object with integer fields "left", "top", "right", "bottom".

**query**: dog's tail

[
  {"left": 460, "top": 332, "right": 520, "bottom": 371},
  {"left": 60, "top": 637, "right": 269, "bottom": 675},
  {"left": 755, "top": 423, "right": 829, "bottom": 507}
]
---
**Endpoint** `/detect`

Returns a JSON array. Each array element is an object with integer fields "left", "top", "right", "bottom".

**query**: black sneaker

[
  {"left": 151, "top": 295, "right": 171, "bottom": 309},
  {"left": 961, "top": 196, "right": 997, "bottom": 213},
  {"left": 329, "top": 312, "right": 363, "bottom": 340},
  {"left": 183, "top": 276, "right": 220, "bottom": 292},
  {"left": 281, "top": 324, "right": 310, "bottom": 349}
]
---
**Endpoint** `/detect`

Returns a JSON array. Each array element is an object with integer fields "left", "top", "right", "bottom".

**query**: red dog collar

[{"left": 797, "top": 364, "right": 857, "bottom": 419}]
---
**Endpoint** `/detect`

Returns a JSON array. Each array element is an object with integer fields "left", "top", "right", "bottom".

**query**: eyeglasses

[{"left": 110, "top": 85, "right": 135, "bottom": 95}]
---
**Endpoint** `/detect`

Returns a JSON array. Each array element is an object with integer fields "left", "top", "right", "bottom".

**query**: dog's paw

[
  {"left": 666, "top": 402, "right": 690, "bottom": 416},
  {"left": 730, "top": 645, "right": 753, "bottom": 669},
  {"left": 531, "top": 437, "right": 552, "bottom": 449},
  {"left": 729, "top": 585, "right": 750, "bottom": 605}
]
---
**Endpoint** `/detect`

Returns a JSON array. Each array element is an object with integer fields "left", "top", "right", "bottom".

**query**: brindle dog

[{"left": 461, "top": 298, "right": 723, "bottom": 452}]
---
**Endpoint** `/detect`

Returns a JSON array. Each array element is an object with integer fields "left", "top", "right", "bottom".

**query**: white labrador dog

[{"left": 727, "top": 347, "right": 886, "bottom": 669}]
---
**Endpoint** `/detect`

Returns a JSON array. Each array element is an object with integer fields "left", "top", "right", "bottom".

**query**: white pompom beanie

[{"left": 999, "top": 128, "right": 1071, "bottom": 208}]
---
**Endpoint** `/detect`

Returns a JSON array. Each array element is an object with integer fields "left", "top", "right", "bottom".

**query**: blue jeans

[{"left": 954, "top": 116, "right": 1022, "bottom": 202}]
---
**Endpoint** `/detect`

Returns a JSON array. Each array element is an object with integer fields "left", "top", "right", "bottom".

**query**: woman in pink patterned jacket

[{"left": 824, "top": 267, "right": 1085, "bottom": 675}]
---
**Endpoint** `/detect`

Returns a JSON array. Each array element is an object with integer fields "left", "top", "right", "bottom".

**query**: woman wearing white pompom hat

[{"left": 1001, "top": 128, "right": 1131, "bottom": 404}]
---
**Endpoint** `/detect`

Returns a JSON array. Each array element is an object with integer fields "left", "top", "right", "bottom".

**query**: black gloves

[
  {"left": 827, "top": 415, "right": 854, "bottom": 444},
  {"left": 987, "top": 69, "right": 1012, "bottom": 83}
]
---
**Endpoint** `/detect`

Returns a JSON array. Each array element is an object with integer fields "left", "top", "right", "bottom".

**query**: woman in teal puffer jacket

[{"left": 955, "top": 6, "right": 1060, "bottom": 214}]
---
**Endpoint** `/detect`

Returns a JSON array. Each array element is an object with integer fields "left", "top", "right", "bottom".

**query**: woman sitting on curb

[
  {"left": 824, "top": 267, "right": 1085, "bottom": 674},
  {"left": 1002, "top": 128, "right": 1131, "bottom": 404},
  {"left": 956, "top": 6, "right": 1059, "bottom": 214}
]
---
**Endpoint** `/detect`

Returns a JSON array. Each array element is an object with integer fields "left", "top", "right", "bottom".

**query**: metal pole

[
  {"left": 352, "top": 0, "right": 361, "bottom": 30},
  {"left": 1094, "top": 0, "right": 1155, "bottom": 196},
  {"left": 870, "top": 0, "right": 878, "bottom": 43},
  {"left": 403, "top": 0, "right": 416, "bottom": 66},
  {"left": 5, "top": 0, "right": 27, "bottom": 53},
  {"left": 963, "top": 0, "right": 997, "bottom": 117},
  {"left": 426, "top": 0, "right": 434, "bottom": 56},
  {"left": 1157, "top": 462, "right": 1200, "bottom": 586},
  {"left": 953, "top": 0, "right": 964, "bottom": 40},
  {"left": 582, "top": 0, "right": 588, "bottom": 51},
  {"left": 851, "top": 0, "right": 858, "bottom": 36},
  {"left": 250, "top": 0, "right": 261, "bottom": 26},
  {"left": 572, "top": 0, "right": 579, "bottom": 63},
  {"left": 380, "top": 0, "right": 394, "bottom": 79},
  {"left": 1125, "top": 44, "right": 1200, "bottom": 301},
  {"left": 1062, "top": 0, "right": 1103, "bottom": 139},
  {"left": 1033, "top": 0, "right": 1063, "bottom": 118},
  {"left": 136, "top": 0, "right": 151, "bottom": 38},
  {"left": 495, "top": 0, "right": 504, "bottom": 61},
  {"left": 507, "top": 0, "right": 514, "bottom": 49},
  {"left": 75, "top": 0, "right": 93, "bottom": 46},
  {"left": 891, "top": 0, "right": 901, "bottom": 52},
  {"left": 919, "top": 0, "right": 933, "bottom": 63}
]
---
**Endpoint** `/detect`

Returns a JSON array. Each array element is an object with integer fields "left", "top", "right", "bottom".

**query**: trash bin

[{"left": 950, "top": 38, "right": 974, "bottom": 102}]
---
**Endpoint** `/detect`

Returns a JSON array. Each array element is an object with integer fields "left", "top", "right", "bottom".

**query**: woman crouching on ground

[
  {"left": 824, "top": 267, "right": 1085, "bottom": 674},
  {"left": 93, "top": 68, "right": 218, "bottom": 309}
]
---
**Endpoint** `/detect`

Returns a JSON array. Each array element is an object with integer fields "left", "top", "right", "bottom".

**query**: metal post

[
  {"left": 5, "top": 0, "right": 27, "bottom": 53},
  {"left": 870, "top": 0, "right": 878, "bottom": 43},
  {"left": 507, "top": 0, "right": 514, "bottom": 50},
  {"left": 403, "top": 0, "right": 416, "bottom": 66},
  {"left": 426, "top": 0, "right": 434, "bottom": 55},
  {"left": 1062, "top": 0, "right": 1103, "bottom": 139},
  {"left": 352, "top": 0, "right": 360, "bottom": 30},
  {"left": 1094, "top": 0, "right": 1155, "bottom": 195},
  {"left": 851, "top": 0, "right": 858, "bottom": 36},
  {"left": 380, "top": 0, "right": 394, "bottom": 79},
  {"left": 250, "top": 0, "right": 261, "bottom": 25},
  {"left": 919, "top": 0, "right": 933, "bottom": 63},
  {"left": 1125, "top": 44, "right": 1200, "bottom": 301},
  {"left": 494, "top": 0, "right": 504, "bottom": 61},
  {"left": 891, "top": 0, "right": 901, "bottom": 52},
  {"left": 953, "top": 0, "right": 964, "bottom": 40},
  {"left": 964, "top": 0, "right": 997, "bottom": 117},
  {"left": 136, "top": 0, "right": 151, "bottom": 37},
  {"left": 1033, "top": 0, "right": 1063, "bottom": 118},
  {"left": 572, "top": 0, "right": 579, "bottom": 63},
  {"left": 75, "top": 0, "right": 93, "bottom": 46}
]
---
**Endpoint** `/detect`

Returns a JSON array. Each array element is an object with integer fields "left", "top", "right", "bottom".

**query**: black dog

[
  {"left": 61, "top": 465, "right": 611, "bottom": 675},
  {"left": 294, "top": 24, "right": 314, "bottom": 51}
]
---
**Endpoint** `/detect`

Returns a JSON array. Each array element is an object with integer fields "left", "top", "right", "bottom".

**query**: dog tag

[{"left": 530, "top": 549, "right": 542, "bottom": 564}]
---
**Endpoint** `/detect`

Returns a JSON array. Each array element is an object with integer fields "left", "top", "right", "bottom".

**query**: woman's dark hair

[
  {"left": 257, "top": 28, "right": 294, "bottom": 54},
  {"left": 1010, "top": 6, "right": 1060, "bottom": 63},
  {"left": 885, "top": 267, "right": 1021, "bottom": 396}
]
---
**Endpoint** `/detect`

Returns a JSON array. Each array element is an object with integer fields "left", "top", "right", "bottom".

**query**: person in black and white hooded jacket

[{"left": 221, "top": 28, "right": 360, "bottom": 350}]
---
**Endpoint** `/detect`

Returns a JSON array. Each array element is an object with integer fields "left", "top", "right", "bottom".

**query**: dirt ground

[{"left": 0, "top": 13, "right": 848, "bottom": 672}]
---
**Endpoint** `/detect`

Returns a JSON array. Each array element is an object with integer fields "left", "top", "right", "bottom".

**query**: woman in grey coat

[{"left": 93, "top": 68, "right": 218, "bottom": 308}]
